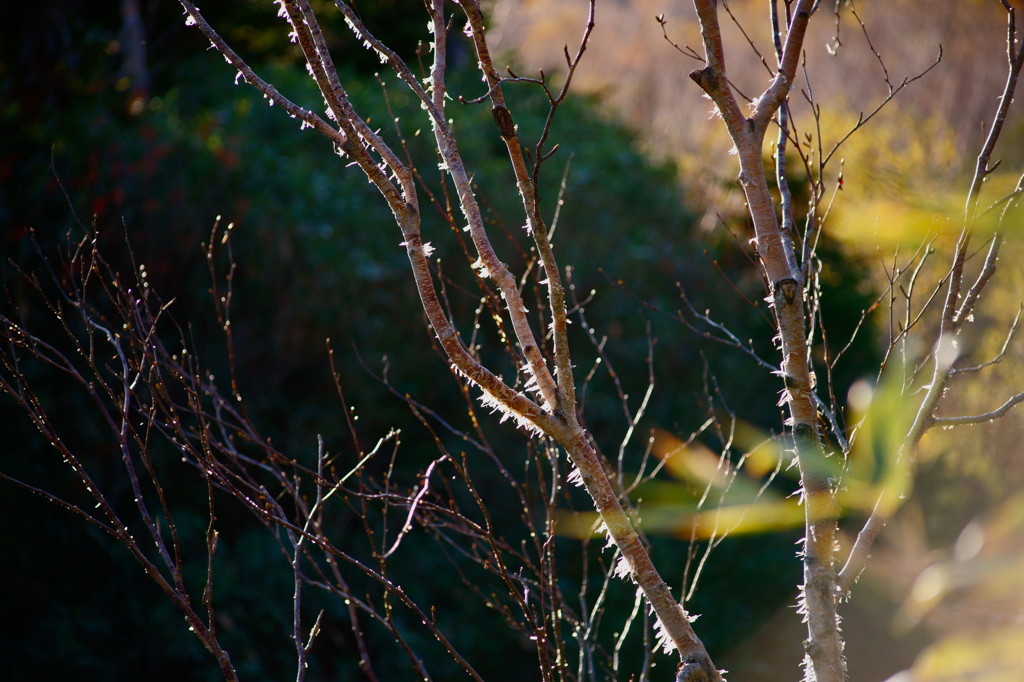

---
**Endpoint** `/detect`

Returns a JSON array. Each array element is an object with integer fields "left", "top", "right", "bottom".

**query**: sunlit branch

[
  {"left": 930, "top": 391, "right": 1024, "bottom": 427},
  {"left": 951, "top": 306, "right": 1023, "bottom": 375}
]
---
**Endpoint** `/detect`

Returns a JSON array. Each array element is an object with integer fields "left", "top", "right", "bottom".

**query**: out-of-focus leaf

[
  {"left": 556, "top": 498, "right": 807, "bottom": 540},
  {"left": 652, "top": 428, "right": 763, "bottom": 500},
  {"left": 677, "top": 499, "right": 806, "bottom": 540},
  {"left": 840, "top": 374, "right": 915, "bottom": 516},
  {"left": 885, "top": 624, "right": 1024, "bottom": 682},
  {"left": 887, "top": 495, "right": 1024, "bottom": 680},
  {"left": 901, "top": 495, "right": 1024, "bottom": 621}
]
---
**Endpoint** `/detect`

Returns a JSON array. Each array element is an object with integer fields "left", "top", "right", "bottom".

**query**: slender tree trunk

[{"left": 689, "top": 2, "right": 845, "bottom": 679}]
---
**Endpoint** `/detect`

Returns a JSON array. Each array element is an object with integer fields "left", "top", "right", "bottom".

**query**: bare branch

[
  {"left": 930, "top": 391, "right": 1024, "bottom": 427},
  {"left": 951, "top": 306, "right": 1023, "bottom": 375}
]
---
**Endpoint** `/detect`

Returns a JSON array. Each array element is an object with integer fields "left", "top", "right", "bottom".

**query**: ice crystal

[
  {"left": 612, "top": 554, "right": 632, "bottom": 580},
  {"left": 470, "top": 257, "right": 490, "bottom": 278},
  {"left": 476, "top": 389, "right": 541, "bottom": 435},
  {"left": 602, "top": 523, "right": 616, "bottom": 550},
  {"left": 652, "top": 603, "right": 696, "bottom": 654},
  {"left": 521, "top": 362, "right": 542, "bottom": 395}
]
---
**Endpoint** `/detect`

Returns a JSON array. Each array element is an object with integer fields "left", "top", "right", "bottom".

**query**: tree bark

[{"left": 689, "top": 1, "right": 845, "bottom": 679}]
